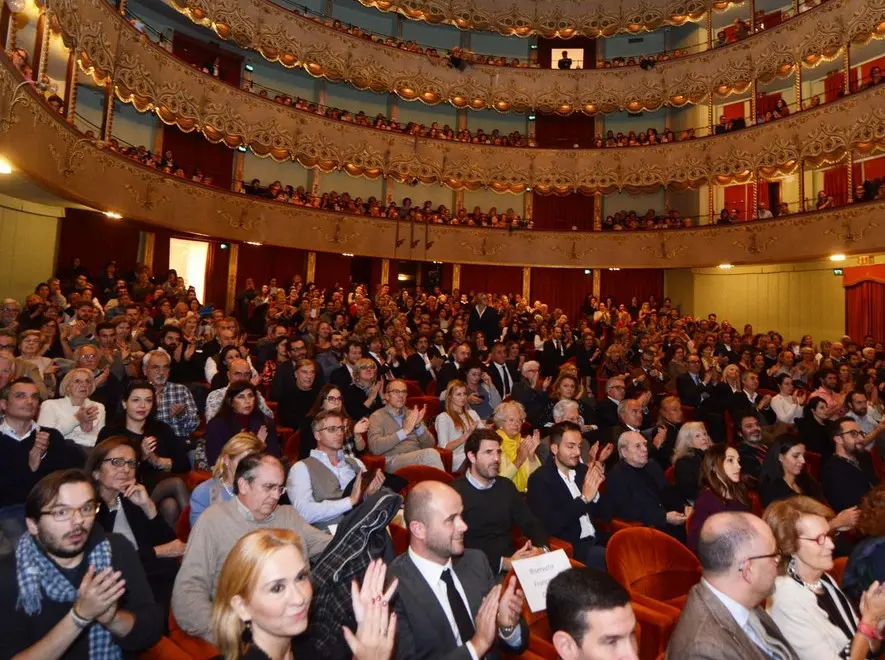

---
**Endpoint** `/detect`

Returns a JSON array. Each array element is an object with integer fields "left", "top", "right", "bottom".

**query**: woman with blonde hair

[
  {"left": 435, "top": 379, "right": 482, "bottom": 471},
  {"left": 37, "top": 366, "right": 105, "bottom": 450},
  {"left": 671, "top": 421, "right": 712, "bottom": 504},
  {"left": 765, "top": 496, "right": 885, "bottom": 660},
  {"left": 189, "top": 431, "right": 265, "bottom": 526},
  {"left": 212, "top": 530, "right": 396, "bottom": 660},
  {"left": 494, "top": 400, "right": 541, "bottom": 493}
]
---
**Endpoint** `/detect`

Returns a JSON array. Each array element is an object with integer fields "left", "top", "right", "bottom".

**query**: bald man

[
  {"left": 204, "top": 357, "right": 273, "bottom": 422},
  {"left": 667, "top": 512, "right": 796, "bottom": 659},
  {"left": 389, "top": 481, "right": 529, "bottom": 659}
]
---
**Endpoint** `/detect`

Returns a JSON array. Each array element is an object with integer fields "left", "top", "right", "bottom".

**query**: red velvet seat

[
  {"left": 405, "top": 395, "right": 441, "bottom": 421},
  {"left": 804, "top": 450, "right": 822, "bottom": 481},
  {"left": 175, "top": 505, "right": 191, "bottom": 543},
  {"left": 389, "top": 522, "right": 410, "bottom": 555},
  {"left": 282, "top": 429, "right": 301, "bottom": 463},
  {"left": 184, "top": 470, "right": 212, "bottom": 492},
  {"left": 664, "top": 466, "right": 675, "bottom": 485},
  {"left": 393, "top": 465, "right": 453, "bottom": 495},
  {"left": 404, "top": 380, "right": 424, "bottom": 397},
  {"left": 360, "top": 453, "right": 387, "bottom": 472},
  {"left": 606, "top": 527, "right": 702, "bottom": 657},
  {"left": 168, "top": 613, "right": 218, "bottom": 659},
  {"left": 681, "top": 405, "right": 696, "bottom": 422},
  {"left": 138, "top": 636, "right": 193, "bottom": 660},
  {"left": 831, "top": 556, "right": 848, "bottom": 585}
]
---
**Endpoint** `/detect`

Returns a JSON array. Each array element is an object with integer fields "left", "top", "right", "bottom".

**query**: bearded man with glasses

[
  {"left": 172, "top": 452, "right": 330, "bottom": 643},
  {"left": 0, "top": 468, "right": 163, "bottom": 658},
  {"left": 288, "top": 409, "right": 385, "bottom": 530},
  {"left": 822, "top": 417, "right": 880, "bottom": 513}
]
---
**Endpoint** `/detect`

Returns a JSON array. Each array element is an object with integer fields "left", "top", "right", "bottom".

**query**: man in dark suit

[
  {"left": 436, "top": 342, "right": 471, "bottom": 396},
  {"left": 667, "top": 512, "right": 797, "bottom": 660},
  {"left": 629, "top": 350, "right": 666, "bottom": 398},
  {"left": 595, "top": 377, "right": 627, "bottom": 431},
  {"left": 606, "top": 431, "right": 688, "bottom": 542},
  {"left": 468, "top": 293, "right": 499, "bottom": 346},
  {"left": 405, "top": 335, "right": 443, "bottom": 391},
  {"left": 566, "top": 331, "right": 602, "bottom": 381},
  {"left": 541, "top": 326, "right": 567, "bottom": 378},
  {"left": 527, "top": 422, "right": 612, "bottom": 570},
  {"left": 330, "top": 340, "right": 362, "bottom": 389},
  {"left": 677, "top": 355, "right": 713, "bottom": 408},
  {"left": 511, "top": 360, "right": 550, "bottom": 430},
  {"left": 486, "top": 342, "right": 519, "bottom": 399},
  {"left": 728, "top": 371, "right": 776, "bottom": 427},
  {"left": 270, "top": 357, "right": 321, "bottom": 429},
  {"left": 715, "top": 329, "right": 740, "bottom": 365},
  {"left": 389, "top": 481, "right": 529, "bottom": 659}
]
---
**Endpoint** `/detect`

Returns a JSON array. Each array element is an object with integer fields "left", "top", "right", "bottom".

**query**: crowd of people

[
  {"left": 7, "top": 47, "right": 66, "bottom": 115},
  {"left": 602, "top": 208, "right": 692, "bottom": 231},
  {"left": 0, "top": 254, "right": 884, "bottom": 658}
]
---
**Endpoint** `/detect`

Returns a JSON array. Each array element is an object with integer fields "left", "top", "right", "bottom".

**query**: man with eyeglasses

[
  {"left": 0, "top": 378, "right": 83, "bottom": 544},
  {"left": 367, "top": 379, "right": 444, "bottom": 472},
  {"left": 288, "top": 409, "right": 384, "bottom": 529},
  {"left": 204, "top": 357, "right": 272, "bottom": 422},
  {"left": 596, "top": 376, "right": 628, "bottom": 431},
  {"left": 172, "top": 452, "right": 330, "bottom": 642},
  {"left": 846, "top": 389, "right": 885, "bottom": 449},
  {"left": 143, "top": 350, "right": 199, "bottom": 443},
  {"left": 668, "top": 511, "right": 798, "bottom": 660},
  {"left": 512, "top": 360, "right": 551, "bottom": 430},
  {"left": 0, "top": 469, "right": 163, "bottom": 658},
  {"left": 821, "top": 417, "right": 879, "bottom": 513}
]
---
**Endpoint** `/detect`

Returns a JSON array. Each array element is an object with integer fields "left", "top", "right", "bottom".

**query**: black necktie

[
  {"left": 501, "top": 365, "right": 511, "bottom": 395},
  {"left": 441, "top": 569, "right": 474, "bottom": 643}
]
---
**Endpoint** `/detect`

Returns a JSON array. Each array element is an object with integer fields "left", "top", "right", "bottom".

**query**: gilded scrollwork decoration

[{"left": 732, "top": 228, "right": 778, "bottom": 256}]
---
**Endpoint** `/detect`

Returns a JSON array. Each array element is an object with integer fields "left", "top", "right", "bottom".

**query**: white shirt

[
  {"left": 36, "top": 397, "right": 105, "bottom": 448},
  {"left": 771, "top": 394, "right": 803, "bottom": 424},
  {"left": 493, "top": 361, "right": 513, "bottom": 395},
  {"left": 848, "top": 408, "right": 882, "bottom": 436},
  {"left": 288, "top": 450, "right": 365, "bottom": 525},
  {"left": 204, "top": 353, "right": 257, "bottom": 383},
  {"left": 703, "top": 579, "right": 771, "bottom": 657},
  {"left": 556, "top": 467, "right": 596, "bottom": 539},
  {"left": 408, "top": 547, "right": 480, "bottom": 660},
  {"left": 0, "top": 418, "right": 39, "bottom": 441},
  {"left": 434, "top": 410, "right": 481, "bottom": 471}
]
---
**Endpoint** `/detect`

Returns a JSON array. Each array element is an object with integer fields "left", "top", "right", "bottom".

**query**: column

[
  {"left": 231, "top": 151, "right": 245, "bottom": 193},
  {"left": 795, "top": 64, "right": 802, "bottom": 111},
  {"left": 798, "top": 162, "right": 806, "bottom": 212},
  {"left": 62, "top": 51, "right": 77, "bottom": 122},
  {"left": 99, "top": 85, "right": 115, "bottom": 140},
  {"left": 225, "top": 243, "right": 239, "bottom": 316},
  {"left": 751, "top": 178, "right": 758, "bottom": 218},
  {"left": 706, "top": 10, "right": 713, "bottom": 49},
  {"left": 846, "top": 152, "right": 853, "bottom": 204},
  {"left": 117, "top": 0, "right": 128, "bottom": 15},
  {"left": 524, "top": 190, "right": 533, "bottom": 225},
  {"left": 749, "top": 0, "right": 756, "bottom": 32},
  {"left": 452, "top": 264, "right": 461, "bottom": 291},
  {"left": 521, "top": 267, "right": 530, "bottom": 301},
  {"left": 141, "top": 231, "right": 156, "bottom": 271},
  {"left": 592, "top": 270, "right": 601, "bottom": 298},
  {"left": 32, "top": 12, "right": 47, "bottom": 79},
  {"left": 306, "top": 252, "right": 317, "bottom": 282},
  {"left": 707, "top": 92, "right": 714, "bottom": 135},
  {"left": 843, "top": 44, "right": 851, "bottom": 95},
  {"left": 708, "top": 184, "right": 715, "bottom": 225},
  {"left": 380, "top": 259, "right": 390, "bottom": 286},
  {"left": 750, "top": 80, "right": 757, "bottom": 122},
  {"left": 593, "top": 192, "right": 602, "bottom": 230}
]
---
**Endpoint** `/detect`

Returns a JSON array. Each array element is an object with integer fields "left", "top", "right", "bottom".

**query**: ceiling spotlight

[
  {"left": 584, "top": 269, "right": 591, "bottom": 275},
  {"left": 103, "top": 211, "right": 122, "bottom": 219},
  {"left": 245, "top": 241, "right": 262, "bottom": 246},
  {"left": 608, "top": 267, "right": 621, "bottom": 271},
  {"left": 829, "top": 254, "right": 846, "bottom": 262},
  {"left": 717, "top": 263, "right": 733, "bottom": 270},
  {"left": 0, "top": 158, "right": 12, "bottom": 174}
]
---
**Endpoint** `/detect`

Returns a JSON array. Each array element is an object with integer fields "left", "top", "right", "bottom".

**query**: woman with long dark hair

[
  {"left": 687, "top": 443, "right": 750, "bottom": 552},
  {"left": 205, "top": 381, "right": 279, "bottom": 465}
]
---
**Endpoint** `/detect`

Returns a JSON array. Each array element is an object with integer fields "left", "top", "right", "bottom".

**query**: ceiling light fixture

[
  {"left": 0, "top": 158, "right": 12, "bottom": 174},
  {"left": 245, "top": 241, "right": 262, "bottom": 246},
  {"left": 717, "top": 263, "right": 733, "bottom": 270},
  {"left": 103, "top": 211, "right": 122, "bottom": 219},
  {"left": 829, "top": 254, "right": 846, "bottom": 262}
]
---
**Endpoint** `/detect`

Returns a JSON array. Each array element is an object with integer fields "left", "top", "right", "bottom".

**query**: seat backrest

[
  {"left": 394, "top": 465, "right": 453, "bottom": 495},
  {"left": 804, "top": 450, "right": 822, "bottom": 481},
  {"left": 283, "top": 430, "right": 301, "bottom": 463},
  {"left": 606, "top": 527, "right": 702, "bottom": 604},
  {"left": 176, "top": 505, "right": 191, "bottom": 543}
]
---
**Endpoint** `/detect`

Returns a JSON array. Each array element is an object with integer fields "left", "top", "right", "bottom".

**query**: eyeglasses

[
  {"left": 388, "top": 389, "right": 408, "bottom": 395},
  {"left": 798, "top": 532, "right": 835, "bottom": 546},
  {"left": 324, "top": 395, "right": 342, "bottom": 402},
  {"left": 317, "top": 424, "right": 346, "bottom": 434},
  {"left": 40, "top": 501, "right": 100, "bottom": 522},
  {"left": 836, "top": 430, "right": 865, "bottom": 439},
  {"left": 102, "top": 457, "right": 138, "bottom": 470},
  {"left": 741, "top": 552, "right": 781, "bottom": 567}
]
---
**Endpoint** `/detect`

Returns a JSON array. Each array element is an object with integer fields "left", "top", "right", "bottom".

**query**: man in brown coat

[{"left": 667, "top": 512, "right": 798, "bottom": 660}]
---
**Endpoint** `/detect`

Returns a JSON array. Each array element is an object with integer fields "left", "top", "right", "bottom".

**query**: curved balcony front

[
  {"left": 351, "top": 0, "right": 741, "bottom": 39},
  {"left": 150, "top": 0, "right": 884, "bottom": 114},
  {"left": 51, "top": 0, "right": 885, "bottom": 194},
  {"left": 2, "top": 60, "right": 883, "bottom": 270}
]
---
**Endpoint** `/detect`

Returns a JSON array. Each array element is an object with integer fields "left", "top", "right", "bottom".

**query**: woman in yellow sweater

[{"left": 493, "top": 400, "right": 541, "bottom": 493}]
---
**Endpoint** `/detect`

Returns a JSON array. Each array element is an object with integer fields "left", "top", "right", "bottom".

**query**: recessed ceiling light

[
  {"left": 103, "top": 211, "right": 122, "bottom": 219},
  {"left": 0, "top": 158, "right": 12, "bottom": 174},
  {"left": 829, "top": 254, "right": 846, "bottom": 262},
  {"left": 718, "top": 263, "right": 733, "bottom": 269}
]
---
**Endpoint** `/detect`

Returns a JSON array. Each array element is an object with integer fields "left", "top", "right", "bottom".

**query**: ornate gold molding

[
  {"left": 148, "top": 0, "right": 885, "bottom": 114},
  {"left": 5, "top": 60, "right": 885, "bottom": 270},
  {"left": 46, "top": 0, "right": 885, "bottom": 194},
  {"left": 354, "top": 0, "right": 740, "bottom": 39}
]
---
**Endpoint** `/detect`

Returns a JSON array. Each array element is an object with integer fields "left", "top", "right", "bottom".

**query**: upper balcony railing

[
  {"left": 53, "top": 0, "right": 885, "bottom": 194},
  {"left": 3, "top": 54, "right": 883, "bottom": 270},
  {"left": 160, "top": 0, "right": 884, "bottom": 114}
]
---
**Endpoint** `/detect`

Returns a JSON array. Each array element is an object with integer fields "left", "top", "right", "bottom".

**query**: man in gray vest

[{"left": 288, "top": 409, "right": 385, "bottom": 530}]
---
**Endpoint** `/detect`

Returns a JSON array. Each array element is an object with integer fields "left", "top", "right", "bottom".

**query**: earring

[{"left": 241, "top": 620, "right": 253, "bottom": 645}]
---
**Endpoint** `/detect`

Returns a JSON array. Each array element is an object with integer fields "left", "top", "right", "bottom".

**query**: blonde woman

[
  {"left": 671, "top": 421, "right": 712, "bottom": 504},
  {"left": 494, "top": 400, "right": 541, "bottom": 493},
  {"left": 17, "top": 328, "right": 59, "bottom": 394},
  {"left": 211, "top": 529, "right": 396, "bottom": 660},
  {"left": 435, "top": 379, "right": 482, "bottom": 471},
  {"left": 37, "top": 367, "right": 105, "bottom": 449},
  {"left": 189, "top": 431, "right": 265, "bottom": 526}
]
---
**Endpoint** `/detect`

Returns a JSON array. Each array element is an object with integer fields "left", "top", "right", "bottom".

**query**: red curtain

[
  {"left": 723, "top": 101, "right": 746, "bottom": 121},
  {"left": 459, "top": 264, "right": 522, "bottom": 296},
  {"left": 823, "top": 166, "right": 849, "bottom": 206},
  {"left": 723, "top": 184, "right": 751, "bottom": 221},
  {"left": 852, "top": 56, "right": 885, "bottom": 91},
  {"left": 860, "top": 156, "right": 885, "bottom": 183},
  {"left": 58, "top": 209, "right": 142, "bottom": 278},
  {"left": 531, "top": 267, "right": 592, "bottom": 321},
  {"left": 757, "top": 10, "right": 783, "bottom": 29},
  {"left": 846, "top": 282, "right": 885, "bottom": 342},
  {"left": 236, "top": 244, "right": 307, "bottom": 291},
  {"left": 758, "top": 181, "right": 770, "bottom": 209},
  {"left": 599, "top": 269, "right": 664, "bottom": 308},
  {"left": 313, "top": 252, "right": 352, "bottom": 291},
  {"left": 534, "top": 114, "right": 597, "bottom": 148},
  {"left": 756, "top": 92, "right": 781, "bottom": 115},
  {"left": 531, "top": 193, "right": 595, "bottom": 231},
  {"left": 204, "top": 242, "right": 230, "bottom": 311},
  {"left": 171, "top": 33, "right": 241, "bottom": 87},
  {"left": 825, "top": 71, "right": 845, "bottom": 103}
]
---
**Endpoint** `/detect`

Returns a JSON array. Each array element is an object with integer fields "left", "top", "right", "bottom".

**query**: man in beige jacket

[{"left": 367, "top": 379, "right": 443, "bottom": 472}]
